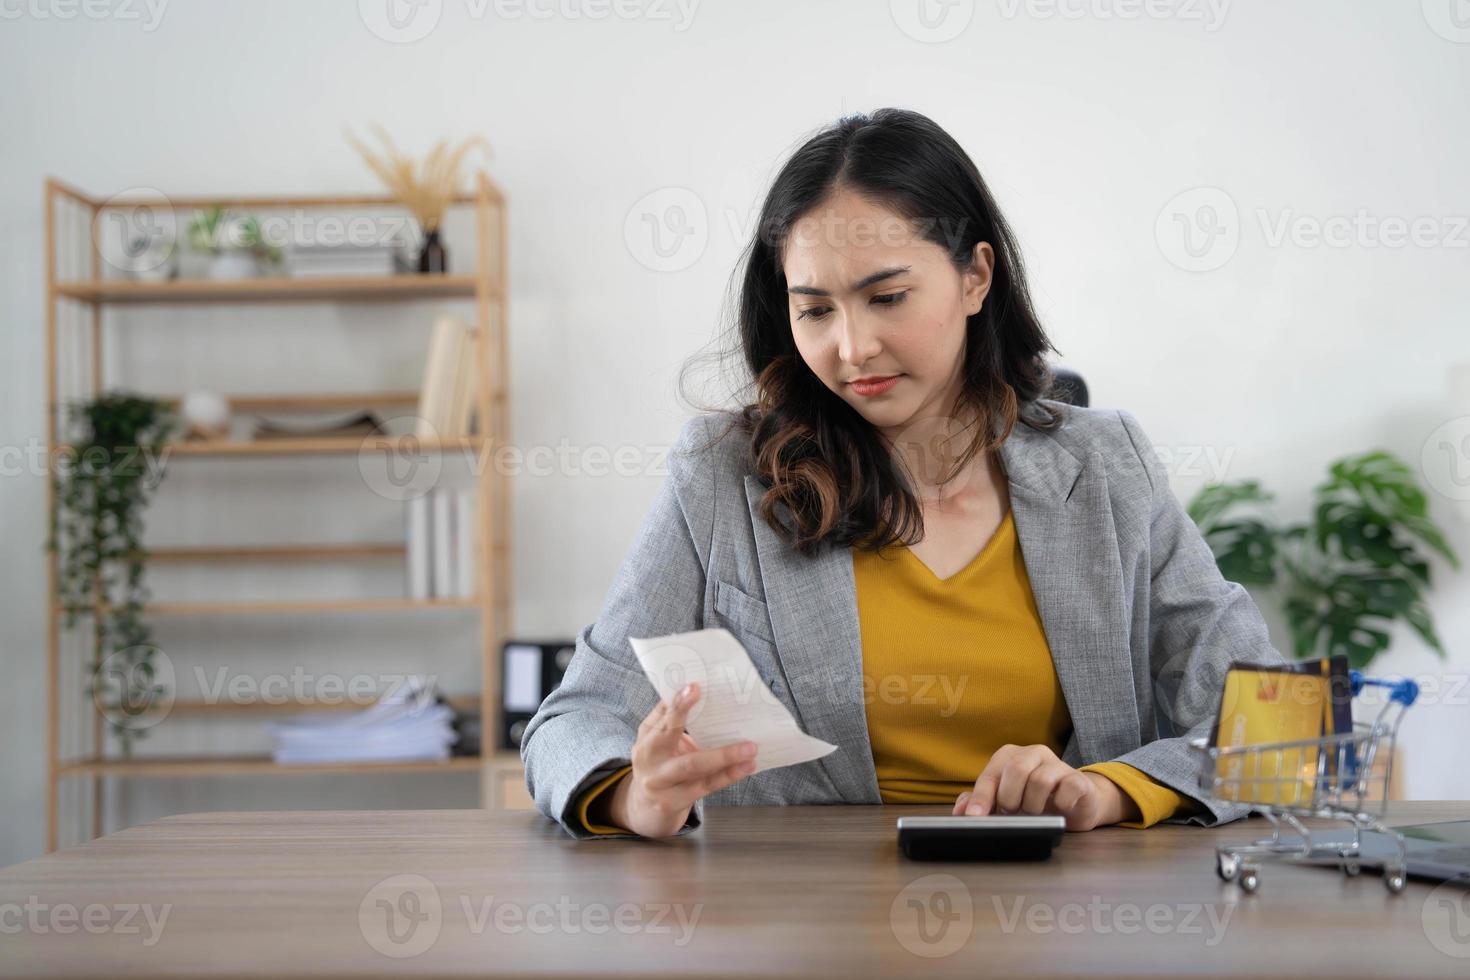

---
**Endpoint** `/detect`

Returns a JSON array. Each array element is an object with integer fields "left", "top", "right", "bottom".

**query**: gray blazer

[{"left": 521, "top": 401, "right": 1286, "bottom": 839}]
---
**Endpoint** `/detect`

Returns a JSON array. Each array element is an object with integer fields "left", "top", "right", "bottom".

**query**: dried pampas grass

[{"left": 345, "top": 125, "right": 491, "bottom": 233}]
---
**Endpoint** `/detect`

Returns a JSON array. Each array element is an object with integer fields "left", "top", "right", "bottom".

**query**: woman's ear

[{"left": 963, "top": 241, "right": 996, "bottom": 316}]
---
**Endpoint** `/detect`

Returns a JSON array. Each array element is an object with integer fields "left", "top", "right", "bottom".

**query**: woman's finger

[
  {"left": 644, "top": 740, "right": 755, "bottom": 792},
  {"left": 688, "top": 758, "right": 758, "bottom": 801},
  {"left": 994, "top": 751, "right": 1044, "bottom": 815},
  {"left": 952, "top": 791, "right": 972, "bottom": 816},
  {"left": 965, "top": 745, "right": 1018, "bottom": 815},
  {"left": 637, "top": 698, "right": 668, "bottom": 735},
  {"left": 1020, "top": 762, "right": 1067, "bottom": 815},
  {"left": 1050, "top": 771, "right": 1094, "bottom": 815},
  {"left": 651, "top": 682, "right": 700, "bottom": 747}
]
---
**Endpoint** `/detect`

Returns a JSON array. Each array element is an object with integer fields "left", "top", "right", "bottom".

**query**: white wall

[{"left": 3, "top": 0, "right": 1468, "bottom": 864}]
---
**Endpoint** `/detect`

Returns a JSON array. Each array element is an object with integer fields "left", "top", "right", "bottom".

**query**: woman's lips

[{"left": 849, "top": 375, "right": 902, "bottom": 397}]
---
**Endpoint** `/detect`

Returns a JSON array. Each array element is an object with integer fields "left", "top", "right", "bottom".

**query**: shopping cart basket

[{"left": 1190, "top": 670, "right": 1419, "bottom": 894}]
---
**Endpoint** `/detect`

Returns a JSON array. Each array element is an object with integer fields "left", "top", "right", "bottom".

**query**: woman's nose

[{"left": 836, "top": 311, "right": 882, "bottom": 367}]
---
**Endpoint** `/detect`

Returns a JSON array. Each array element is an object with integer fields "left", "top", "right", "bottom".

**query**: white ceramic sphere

[{"left": 181, "top": 390, "right": 230, "bottom": 431}]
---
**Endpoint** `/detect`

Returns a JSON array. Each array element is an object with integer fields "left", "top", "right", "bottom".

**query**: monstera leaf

[
  {"left": 1186, "top": 481, "right": 1278, "bottom": 586},
  {"left": 1187, "top": 450, "right": 1457, "bottom": 669},
  {"left": 1314, "top": 451, "right": 1456, "bottom": 571},
  {"left": 1282, "top": 566, "right": 1430, "bottom": 668}
]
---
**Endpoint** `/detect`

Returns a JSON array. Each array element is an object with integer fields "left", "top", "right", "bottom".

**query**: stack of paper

[
  {"left": 267, "top": 683, "right": 458, "bottom": 764},
  {"left": 287, "top": 243, "right": 399, "bottom": 278}
]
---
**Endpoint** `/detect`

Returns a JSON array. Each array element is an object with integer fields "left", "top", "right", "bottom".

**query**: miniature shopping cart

[{"left": 1190, "top": 670, "right": 1419, "bottom": 894}]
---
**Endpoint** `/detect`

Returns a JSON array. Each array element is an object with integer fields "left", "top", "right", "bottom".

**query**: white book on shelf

[
  {"left": 447, "top": 330, "right": 479, "bottom": 437},
  {"left": 432, "top": 489, "right": 455, "bottom": 599},
  {"left": 455, "top": 489, "right": 477, "bottom": 599},
  {"left": 416, "top": 314, "right": 469, "bottom": 439},
  {"left": 406, "top": 495, "right": 432, "bottom": 600}
]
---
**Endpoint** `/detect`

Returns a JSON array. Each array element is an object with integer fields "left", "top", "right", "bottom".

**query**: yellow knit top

[{"left": 573, "top": 507, "right": 1200, "bottom": 834}]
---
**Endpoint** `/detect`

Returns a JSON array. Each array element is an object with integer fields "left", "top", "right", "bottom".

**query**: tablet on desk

[{"left": 897, "top": 815, "right": 1066, "bottom": 861}]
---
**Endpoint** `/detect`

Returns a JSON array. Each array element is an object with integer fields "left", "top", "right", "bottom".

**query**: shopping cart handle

[{"left": 1349, "top": 670, "right": 1420, "bottom": 706}]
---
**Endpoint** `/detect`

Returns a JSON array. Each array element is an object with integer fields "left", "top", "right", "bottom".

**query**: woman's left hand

[{"left": 951, "top": 744, "right": 1139, "bottom": 831}]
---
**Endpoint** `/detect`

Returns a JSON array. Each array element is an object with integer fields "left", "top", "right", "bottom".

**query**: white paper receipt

[{"left": 628, "top": 628, "right": 837, "bottom": 774}]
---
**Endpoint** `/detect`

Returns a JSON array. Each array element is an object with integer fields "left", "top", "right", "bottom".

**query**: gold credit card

[{"left": 1212, "top": 666, "right": 1331, "bottom": 806}]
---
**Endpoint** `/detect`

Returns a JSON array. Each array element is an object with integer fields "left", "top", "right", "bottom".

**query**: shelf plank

[
  {"left": 92, "top": 190, "right": 491, "bottom": 210},
  {"left": 165, "top": 434, "right": 482, "bottom": 457},
  {"left": 157, "top": 392, "right": 421, "bottom": 412},
  {"left": 143, "top": 597, "right": 480, "bottom": 616},
  {"left": 55, "top": 275, "right": 484, "bottom": 304},
  {"left": 56, "top": 755, "right": 489, "bottom": 778},
  {"left": 149, "top": 543, "right": 405, "bottom": 562},
  {"left": 160, "top": 695, "right": 481, "bottom": 716}
]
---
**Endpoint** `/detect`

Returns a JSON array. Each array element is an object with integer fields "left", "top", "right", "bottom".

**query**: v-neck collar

[{"left": 898, "top": 507, "right": 1015, "bottom": 585}]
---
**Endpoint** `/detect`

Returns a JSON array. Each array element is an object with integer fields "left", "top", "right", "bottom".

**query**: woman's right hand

[{"left": 606, "top": 681, "right": 759, "bottom": 838}]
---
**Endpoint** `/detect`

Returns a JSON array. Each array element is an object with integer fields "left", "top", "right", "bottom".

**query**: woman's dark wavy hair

[{"left": 681, "top": 107, "right": 1062, "bottom": 557}]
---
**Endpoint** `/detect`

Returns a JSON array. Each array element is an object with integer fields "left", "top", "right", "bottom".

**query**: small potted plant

[{"left": 182, "top": 207, "right": 284, "bottom": 279}]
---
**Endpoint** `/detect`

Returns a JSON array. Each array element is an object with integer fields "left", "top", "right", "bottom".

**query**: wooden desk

[{"left": 3, "top": 803, "right": 1468, "bottom": 978}]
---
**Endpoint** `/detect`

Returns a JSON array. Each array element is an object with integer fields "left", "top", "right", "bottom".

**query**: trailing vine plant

[{"left": 48, "top": 393, "right": 176, "bottom": 753}]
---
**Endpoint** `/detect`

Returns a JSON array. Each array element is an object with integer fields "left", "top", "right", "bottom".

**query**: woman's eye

[{"left": 795, "top": 292, "right": 906, "bottom": 322}]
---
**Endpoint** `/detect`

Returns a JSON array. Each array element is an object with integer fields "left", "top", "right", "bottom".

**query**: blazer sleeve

[
  {"left": 519, "top": 416, "right": 715, "bottom": 840},
  {"left": 1101, "top": 409, "right": 1289, "bottom": 827}
]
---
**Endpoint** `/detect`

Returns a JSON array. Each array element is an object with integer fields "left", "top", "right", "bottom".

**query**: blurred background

[{"left": 2, "top": 0, "right": 1468, "bottom": 865}]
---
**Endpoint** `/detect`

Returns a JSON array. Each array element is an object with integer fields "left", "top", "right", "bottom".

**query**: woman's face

[{"left": 782, "top": 189, "right": 994, "bottom": 445}]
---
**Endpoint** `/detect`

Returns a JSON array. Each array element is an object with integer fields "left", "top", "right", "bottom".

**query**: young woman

[{"left": 521, "top": 107, "right": 1285, "bottom": 840}]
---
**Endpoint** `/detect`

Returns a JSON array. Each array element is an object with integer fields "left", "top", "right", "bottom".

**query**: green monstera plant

[{"left": 1187, "top": 451, "right": 1458, "bottom": 669}]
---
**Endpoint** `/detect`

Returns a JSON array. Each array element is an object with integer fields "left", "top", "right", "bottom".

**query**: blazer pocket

[{"left": 712, "top": 579, "right": 778, "bottom": 654}]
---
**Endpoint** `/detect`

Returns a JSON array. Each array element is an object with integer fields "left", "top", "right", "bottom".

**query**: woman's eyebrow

[{"left": 787, "top": 266, "right": 911, "bottom": 297}]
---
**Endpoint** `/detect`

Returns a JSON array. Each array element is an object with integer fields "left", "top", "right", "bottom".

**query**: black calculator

[{"left": 896, "top": 815, "right": 1066, "bottom": 861}]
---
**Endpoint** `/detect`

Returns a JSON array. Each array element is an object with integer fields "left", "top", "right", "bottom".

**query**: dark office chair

[{"left": 1048, "top": 367, "right": 1089, "bottom": 408}]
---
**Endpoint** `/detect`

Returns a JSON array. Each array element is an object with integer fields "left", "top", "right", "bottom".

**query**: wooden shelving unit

[{"left": 43, "top": 179, "right": 520, "bottom": 851}]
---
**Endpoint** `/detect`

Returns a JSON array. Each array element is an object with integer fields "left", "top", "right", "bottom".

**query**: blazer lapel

[
  {"left": 743, "top": 475, "right": 881, "bottom": 804},
  {"left": 741, "top": 414, "right": 1141, "bottom": 803},
  {"left": 999, "top": 421, "right": 1141, "bottom": 767}
]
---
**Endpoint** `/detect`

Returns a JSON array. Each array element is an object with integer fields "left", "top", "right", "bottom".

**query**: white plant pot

[
  {"left": 177, "top": 250, "right": 213, "bottom": 279},
  {"left": 207, "top": 251, "right": 259, "bottom": 280}
]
